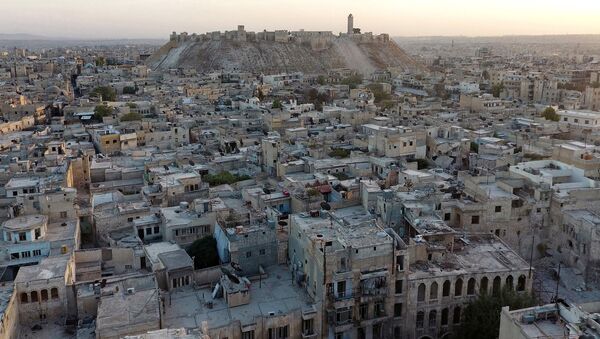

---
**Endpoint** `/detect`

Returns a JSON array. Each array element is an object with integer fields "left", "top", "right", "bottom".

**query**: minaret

[{"left": 347, "top": 14, "right": 354, "bottom": 34}]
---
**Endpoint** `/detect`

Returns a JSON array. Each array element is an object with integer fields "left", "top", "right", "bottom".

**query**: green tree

[
  {"left": 95, "top": 56, "right": 106, "bottom": 67},
  {"left": 316, "top": 75, "right": 326, "bottom": 85},
  {"left": 542, "top": 107, "right": 559, "bottom": 121},
  {"left": 123, "top": 86, "right": 136, "bottom": 95},
  {"left": 203, "top": 171, "right": 251, "bottom": 186},
  {"left": 328, "top": 149, "right": 351, "bottom": 158},
  {"left": 456, "top": 288, "right": 536, "bottom": 339},
  {"left": 367, "top": 83, "right": 391, "bottom": 103},
  {"left": 340, "top": 74, "right": 363, "bottom": 89},
  {"left": 491, "top": 83, "right": 504, "bottom": 98},
  {"left": 91, "top": 86, "right": 117, "bottom": 101},
  {"left": 186, "top": 236, "right": 220, "bottom": 269},
  {"left": 120, "top": 112, "right": 142, "bottom": 122},
  {"left": 272, "top": 99, "right": 283, "bottom": 109},
  {"left": 93, "top": 105, "right": 113, "bottom": 120}
]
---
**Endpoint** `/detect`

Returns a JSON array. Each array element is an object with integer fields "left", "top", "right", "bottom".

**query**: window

[
  {"left": 455, "top": 278, "right": 463, "bottom": 297},
  {"left": 495, "top": 206, "right": 502, "bottom": 212},
  {"left": 506, "top": 275, "right": 514, "bottom": 290},
  {"left": 517, "top": 275, "right": 526, "bottom": 291},
  {"left": 51, "top": 288, "right": 58, "bottom": 299},
  {"left": 416, "top": 311, "right": 424, "bottom": 328},
  {"left": 394, "top": 327, "right": 402, "bottom": 339},
  {"left": 442, "top": 280, "right": 451, "bottom": 297},
  {"left": 467, "top": 278, "right": 476, "bottom": 295},
  {"left": 259, "top": 249, "right": 266, "bottom": 255},
  {"left": 31, "top": 291, "right": 39, "bottom": 302},
  {"left": 246, "top": 251, "right": 252, "bottom": 258},
  {"left": 146, "top": 228, "right": 152, "bottom": 235},
  {"left": 20, "top": 292, "right": 28, "bottom": 303},
  {"left": 444, "top": 213, "right": 451, "bottom": 221},
  {"left": 10, "top": 252, "right": 20, "bottom": 260},
  {"left": 35, "top": 228, "right": 41, "bottom": 239},
  {"left": 493, "top": 276, "right": 501, "bottom": 295},
  {"left": 417, "top": 283, "right": 426, "bottom": 302},
  {"left": 453, "top": 306, "right": 462, "bottom": 324},
  {"left": 127, "top": 217, "right": 134, "bottom": 222},
  {"left": 441, "top": 308, "right": 449, "bottom": 326},
  {"left": 19, "top": 232, "right": 26, "bottom": 241},
  {"left": 41, "top": 289, "right": 48, "bottom": 301},
  {"left": 394, "top": 303, "right": 402, "bottom": 317},
  {"left": 60, "top": 211, "right": 68, "bottom": 218},
  {"left": 397, "top": 255, "right": 404, "bottom": 271},
  {"left": 359, "top": 303, "right": 368, "bottom": 320},
  {"left": 471, "top": 215, "right": 479, "bottom": 224},
  {"left": 480, "top": 277, "right": 489, "bottom": 295},
  {"left": 430, "top": 281, "right": 438, "bottom": 300},
  {"left": 374, "top": 301, "right": 385, "bottom": 317},
  {"left": 395, "top": 280, "right": 403, "bottom": 294},
  {"left": 21, "top": 251, "right": 31, "bottom": 258},
  {"left": 429, "top": 310, "right": 437, "bottom": 327},
  {"left": 336, "top": 306, "right": 352, "bottom": 324},
  {"left": 33, "top": 249, "right": 41, "bottom": 256},
  {"left": 302, "top": 319, "right": 314, "bottom": 336},
  {"left": 337, "top": 281, "right": 346, "bottom": 298},
  {"left": 154, "top": 226, "right": 160, "bottom": 234}
]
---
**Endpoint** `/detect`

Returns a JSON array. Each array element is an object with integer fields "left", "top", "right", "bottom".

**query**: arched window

[
  {"left": 493, "top": 276, "right": 501, "bottom": 296},
  {"left": 454, "top": 278, "right": 463, "bottom": 297},
  {"left": 429, "top": 310, "right": 437, "bottom": 328},
  {"left": 467, "top": 278, "right": 476, "bottom": 295},
  {"left": 51, "top": 288, "right": 59, "bottom": 299},
  {"left": 506, "top": 275, "right": 514, "bottom": 290},
  {"left": 418, "top": 283, "right": 426, "bottom": 302},
  {"left": 31, "top": 291, "right": 39, "bottom": 302},
  {"left": 517, "top": 275, "right": 526, "bottom": 291},
  {"left": 41, "top": 289, "right": 48, "bottom": 301},
  {"left": 453, "top": 306, "right": 462, "bottom": 324},
  {"left": 441, "top": 308, "right": 449, "bottom": 326},
  {"left": 20, "top": 292, "right": 28, "bottom": 303},
  {"left": 430, "top": 281, "right": 438, "bottom": 300},
  {"left": 416, "top": 311, "right": 425, "bottom": 328},
  {"left": 480, "top": 276, "right": 489, "bottom": 295},
  {"left": 442, "top": 280, "right": 451, "bottom": 297}
]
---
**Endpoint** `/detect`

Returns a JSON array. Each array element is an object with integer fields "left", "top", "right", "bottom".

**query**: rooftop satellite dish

[{"left": 320, "top": 201, "right": 331, "bottom": 211}]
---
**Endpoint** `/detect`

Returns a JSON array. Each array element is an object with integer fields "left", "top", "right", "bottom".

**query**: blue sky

[{"left": 4, "top": 0, "right": 600, "bottom": 39}]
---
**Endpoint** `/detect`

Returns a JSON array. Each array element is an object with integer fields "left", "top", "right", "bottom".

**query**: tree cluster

[
  {"left": 91, "top": 86, "right": 117, "bottom": 101},
  {"left": 186, "top": 236, "right": 220, "bottom": 269}
]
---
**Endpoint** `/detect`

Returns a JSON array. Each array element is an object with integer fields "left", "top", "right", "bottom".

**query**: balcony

[{"left": 301, "top": 330, "right": 317, "bottom": 338}]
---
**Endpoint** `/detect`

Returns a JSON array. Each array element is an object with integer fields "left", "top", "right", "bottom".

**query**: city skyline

[{"left": 3, "top": 0, "right": 600, "bottom": 39}]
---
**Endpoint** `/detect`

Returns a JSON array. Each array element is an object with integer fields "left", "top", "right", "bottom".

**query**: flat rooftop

[
  {"left": 14, "top": 255, "right": 69, "bottom": 283},
  {"left": 163, "top": 265, "right": 316, "bottom": 330},
  {"left": 410, "top": 234, "right": 530, "bottom": 279},
  {"left": 2, "top": 214, "right": 47, "bottom": 231}
]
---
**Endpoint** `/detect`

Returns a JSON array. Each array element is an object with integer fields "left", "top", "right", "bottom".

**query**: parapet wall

[{"left": 169, "top": 28, "right": 390, "bottom": 51}]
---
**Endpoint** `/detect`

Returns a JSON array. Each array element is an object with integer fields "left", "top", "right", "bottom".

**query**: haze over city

[
  {"left": 3, "top": 0, "right": 600, "bottom": 39},
  {"left": 3, "top": 1, "right": 600, "bottom": 339}
]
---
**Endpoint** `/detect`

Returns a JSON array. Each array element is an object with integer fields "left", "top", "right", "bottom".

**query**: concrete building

[
  {"left": 499, "top": 301, "right": 600, "bottom": 339},
  {"left": 162, "top": 264, "right": 321, "bottom": 339}
]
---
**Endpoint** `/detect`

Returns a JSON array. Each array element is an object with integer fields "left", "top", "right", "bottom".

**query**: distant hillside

[
  {"left": 394, "top": 34, "right": 600, "bottom": 45},
  {"left": 147, "top": 37, "right": 424, "bottom": 74}
]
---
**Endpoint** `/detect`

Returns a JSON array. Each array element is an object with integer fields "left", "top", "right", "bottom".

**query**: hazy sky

[{"left": 4, "top": 0, "right": 600, "bottom": 39}]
